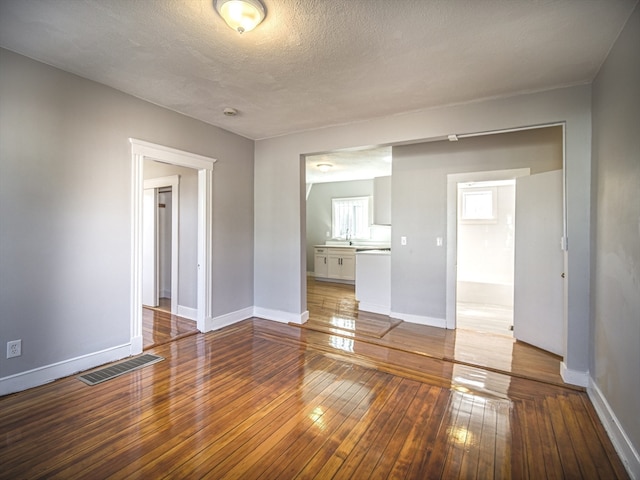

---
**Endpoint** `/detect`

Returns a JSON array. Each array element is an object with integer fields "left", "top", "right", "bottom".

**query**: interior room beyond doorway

[{"left": 456, "top": 179, "right": 516, "bottom": 336}]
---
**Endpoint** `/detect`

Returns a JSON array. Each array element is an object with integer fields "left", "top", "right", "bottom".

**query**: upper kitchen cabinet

[{"left": 373, "top": 176, "right": 392, "bottom": 225}]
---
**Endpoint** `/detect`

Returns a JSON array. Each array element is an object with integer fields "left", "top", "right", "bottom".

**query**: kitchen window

[{"left": 332, "top": 196, "right": 371, "bottom": 240}]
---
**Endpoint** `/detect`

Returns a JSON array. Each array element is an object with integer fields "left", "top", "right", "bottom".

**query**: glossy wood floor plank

[{"left": 0, "top": 319, "right": 628, "bottom": 479}]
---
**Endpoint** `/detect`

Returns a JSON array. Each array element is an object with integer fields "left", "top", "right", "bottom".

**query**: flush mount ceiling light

[
  {"left": 215, "top": 0, "right": 266, "bottom": 34},
  {"left": 317, "top": 163, "right": 333, "bottom": 172}
]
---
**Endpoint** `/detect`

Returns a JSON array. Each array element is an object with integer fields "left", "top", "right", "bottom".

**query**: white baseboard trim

[
  {"left": 560, "top": 361, "right": 589, "bottom": 387},
  {"left": 254, "top": 307, "right": 309, "bottom": 325},
  {"left": 130, "top": 335, "right": 144, "bottom": 355},
  {"left": 359, "top": 302, "right": 391, "bottom": 316},
  {"left": 204, "top": 307, "right": 254, "bottom": 332},
  {"left": 177, "top": 305, "right": 197, "bottom": 321},
  {"left": 315, "top": 277, "right": 355, "bottom": 285},
  {"left": 0, "top": 343, "right": 132, "bottom": 397},
  {"left": 390, "top": 311, "right": 446, "bottom": 328},
  {"left": 589, "top": 379, "right": 639, "bottom": 479}
]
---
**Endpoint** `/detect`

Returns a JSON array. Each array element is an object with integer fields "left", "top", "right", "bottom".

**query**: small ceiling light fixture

[
  {"left": 223, "top": 107, "right": 238, "bottom": 116},
  {"left": 317, "top": 163, "right": 333, "bottom": 172},
  {"left": 215, "top": 0, "right": 266, "bottom": 34}
]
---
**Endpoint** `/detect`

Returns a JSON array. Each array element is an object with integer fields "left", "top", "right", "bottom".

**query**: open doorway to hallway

[
  {"left": 455, "top": 179, "right": 515, "bottom": 336},
  {"left": 130, "top": 139, "right": 215, "bottom": 353},
  {"left": 141, "top": 160, "right": 199, "bottom": 349},
  {"left": 142, "top": 185, "right": 173, "bottom": 313}
]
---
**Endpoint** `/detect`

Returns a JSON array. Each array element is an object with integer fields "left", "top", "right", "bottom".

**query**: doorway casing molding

[{"left": 130, "top": 139, "right": 216, "bottom": 354}]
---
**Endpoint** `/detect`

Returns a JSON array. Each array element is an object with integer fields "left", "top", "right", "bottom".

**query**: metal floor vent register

[{"left": 77, "top": 354, "right": 164, "bottom": 386}]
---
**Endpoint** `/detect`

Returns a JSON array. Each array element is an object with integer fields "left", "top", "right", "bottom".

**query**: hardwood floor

[
  {"left": 0, "top": 319, "right": 628, "bottom": 479},
  {"left": 142, "top": 303, "right": 198, "bottom": 350},
  {"left": 457, "top": 301, "right": 513, "bottom": 336},
  {"left": 306, "top": 278, "right": 564, "bottom": 387}
]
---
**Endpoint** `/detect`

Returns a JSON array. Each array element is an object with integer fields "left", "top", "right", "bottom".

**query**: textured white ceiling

[
  {"left": 0, "top": 0, "right": 636, "bottom": 141},
  {"left": 306, "top": 146, "right": 392, "bottom": 184}
]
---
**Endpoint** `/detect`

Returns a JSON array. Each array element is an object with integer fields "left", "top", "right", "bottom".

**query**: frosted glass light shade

[{"left": 215, "top": 0, "right": 266, "bottom": 34}]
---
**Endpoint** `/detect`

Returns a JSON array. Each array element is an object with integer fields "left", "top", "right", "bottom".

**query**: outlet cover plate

[{"left": 7, "top": 339, "right": 22, "bottom": 358}]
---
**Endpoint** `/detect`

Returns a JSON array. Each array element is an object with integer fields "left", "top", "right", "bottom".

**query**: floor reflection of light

[
  {"left": 329, "top": 335, "right": 354, "bottom": 352},
  {"left": 453, "top": 376, "right": 486, "bottom": 389},
  {"left": 309, "top": 406, "right": 326, "bottom": 430},
  {"left": 330, "top": 317, "right": 356, "bottom": 331},
  {"left": 451, "top": 426, "right": 472, "bottom": 445}
]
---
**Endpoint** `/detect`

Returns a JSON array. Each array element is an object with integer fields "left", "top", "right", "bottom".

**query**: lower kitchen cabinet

[
  {"left": 314, "top": 247, "right": 355, "bottom": 282},
  {"left": 314, "top": 247, "right": 328, "bottom": 278},
  {"left": 328, "top": 250, "right": 356, "bottom": 281}
]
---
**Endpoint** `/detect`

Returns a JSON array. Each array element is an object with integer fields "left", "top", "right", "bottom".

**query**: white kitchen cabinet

[
  {"left": 373, "top": 176, "right": 392, "bottom": 225},
  {"left": 327, "top": 248, "right": 356, "bottom": 281},
  {"left": 314, "top": 246, "right": 356, "bottom": 283},
  {"left": 314, "top": 247, "right": 328, "bottom": 278}
]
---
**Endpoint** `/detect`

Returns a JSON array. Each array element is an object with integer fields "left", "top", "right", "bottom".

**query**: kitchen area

[{"left": 306, "top": 150, "right": 392, "bottom": 315}]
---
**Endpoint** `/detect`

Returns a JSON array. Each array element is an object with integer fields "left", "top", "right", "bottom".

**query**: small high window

[{"left": 459, "top": 187, "right": 497, "bottom": 223}]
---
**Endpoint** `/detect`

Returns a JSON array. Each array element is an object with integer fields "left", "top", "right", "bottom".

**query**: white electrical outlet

[{"left": 7, "top": 339, "right": 22, "bottom": 358}]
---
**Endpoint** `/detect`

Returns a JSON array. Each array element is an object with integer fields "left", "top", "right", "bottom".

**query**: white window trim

[
  {"left": 458, "top": 186, "right": 498, "bottom": 224},
  {"left": 331, "top": 196, "right": 372, "bottom": 240}
]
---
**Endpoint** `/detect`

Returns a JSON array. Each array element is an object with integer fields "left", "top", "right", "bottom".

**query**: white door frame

[
  {"left": 142, "top": 187, "right": 159, "bottom": 307},
  {"left": 130, "top": 139, "right": 216, "bottom": 354},
  {"left": 445, "top": 168, "right": 531, "bottom": 329},
  {"left": 144, "top": 175, "right": 180, "bottom": 315}
]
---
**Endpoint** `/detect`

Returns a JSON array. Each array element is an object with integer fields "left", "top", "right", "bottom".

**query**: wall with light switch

[{"left": 391, "top": 127, "right": 562, "bottom": 323}]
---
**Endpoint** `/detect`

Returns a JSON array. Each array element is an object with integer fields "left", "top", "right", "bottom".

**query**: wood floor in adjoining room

[
  {"left": 457, "top": 301, "right": 513, "bottom": 337},
  {"left": 0, "top": 319, "right": 628, "bottom": 479},
  {"left": 142, "top": 302, "right": 198, "bottom": 350},
  {"left": 305, "top": 278, "right": 564, "bottom": 387}
]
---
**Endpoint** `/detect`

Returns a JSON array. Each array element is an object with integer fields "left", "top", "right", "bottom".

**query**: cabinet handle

[{"left": 324, "top": 258, "right": 326, "bottom": 264}]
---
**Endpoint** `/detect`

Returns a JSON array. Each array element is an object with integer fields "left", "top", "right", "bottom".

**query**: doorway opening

[
  {"left": 303, "top": 147, "right": 392, "bottom": 320},
  {"left": 130, "top": 139, "right": 216, "bottom": 355},
  {"left": 142, "top": 173, "right": 180, "bottom": 315},
  {"left": 455, "top": 179, "right": 515, "bottom": 336}
]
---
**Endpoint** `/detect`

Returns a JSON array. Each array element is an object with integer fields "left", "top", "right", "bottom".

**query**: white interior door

[
  {"left": 514, "top": 170, "right": 564, "bottom": 355},
  {"left": 142, "top": 188, "right": 159, "bottom": 307}
]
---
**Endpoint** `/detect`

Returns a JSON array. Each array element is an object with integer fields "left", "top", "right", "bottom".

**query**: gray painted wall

[
  {"left": 392, "top": 127, "right": 562, "bottom": 320},
  {"left": 255, "top": 84, "right": 592, "bottom": 375},
  {"left": 144, "top": 161, "right": 198, "bottom": 309},
  {"left": 0, "top": 48, "right": 254, "bottom": 379},
  {"left": 591, "top": 5, "right": 640, "bottom": 460}
]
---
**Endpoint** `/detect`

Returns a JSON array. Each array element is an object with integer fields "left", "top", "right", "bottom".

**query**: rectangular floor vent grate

[{"left": 77, "top": 354, "right": 164, "bottom": 386}]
